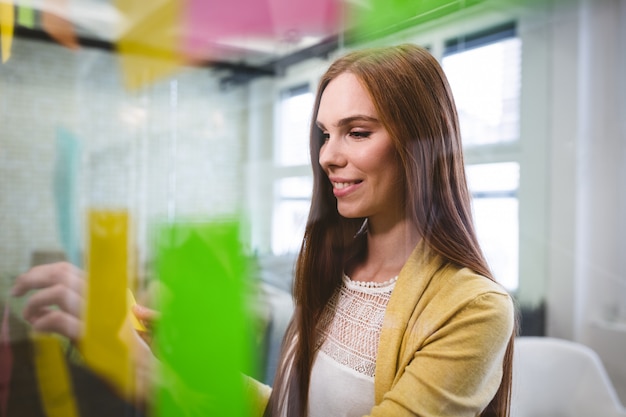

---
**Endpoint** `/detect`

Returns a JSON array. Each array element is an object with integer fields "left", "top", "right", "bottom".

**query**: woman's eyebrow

[{"left": 316, "top": 115, "right": 380, "bottom": 130}]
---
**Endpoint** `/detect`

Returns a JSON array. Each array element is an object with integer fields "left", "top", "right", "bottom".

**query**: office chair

[{"left": 511, "top": 336, "right": 626, "bottom": 417}]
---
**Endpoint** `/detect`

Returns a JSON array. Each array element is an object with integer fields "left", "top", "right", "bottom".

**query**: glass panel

[
  {"left": 473, "top": 197, "right": 519, "bottom": 291},
  {"left": 466, "top": 162, "right": 519, "bottom": 193},
  {"left": 277, "top": 176, "right": 314, "bottom": 199},
  {"left": 466, "top": 162, "right": 519, "bottom": 291},
  {"left": 443, "top": 37, "right": 521, "bottom": 146},
  {"left": 276, "top": 90, "right": 315, "bottom": 166},
  {"left": 272, "top": 177, "right": 312, "bottom": 254}
]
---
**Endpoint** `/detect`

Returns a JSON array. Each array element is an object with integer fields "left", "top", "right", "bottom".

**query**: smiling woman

[
  {"left": 8, "top": 42, "right": 515, "bottom": 417},
  {"left": 258, "top": 43, "right": 516, "bottom": 417}
]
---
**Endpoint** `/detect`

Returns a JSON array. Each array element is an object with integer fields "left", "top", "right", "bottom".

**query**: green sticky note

[
  {"left": 153, "top": 220, "right": 254, "bottom": 417},
  {"left": 17, "top": 5, "right": 35, "bottom": 28},
  {"left": 348, "top": 0, "right": 485, "bottom": 42}
]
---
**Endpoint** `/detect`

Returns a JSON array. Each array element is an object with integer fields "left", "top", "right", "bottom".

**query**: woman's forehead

[{"left": 317, "top": 73, "right": 378, "bottom": 126}]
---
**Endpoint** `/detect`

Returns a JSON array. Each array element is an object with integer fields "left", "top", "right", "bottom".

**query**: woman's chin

[{"left": 337, "top": 206, "right": 365, "bottom": 219}]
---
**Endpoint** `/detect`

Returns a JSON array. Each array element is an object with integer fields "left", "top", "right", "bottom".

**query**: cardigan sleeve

[{"left": 366, "top": 290, "right": 514, "bottom": 417}]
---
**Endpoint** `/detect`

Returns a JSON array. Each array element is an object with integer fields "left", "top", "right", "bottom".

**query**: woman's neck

[{"left": 349, "top": 217, "right": 421, "bottom": 283}]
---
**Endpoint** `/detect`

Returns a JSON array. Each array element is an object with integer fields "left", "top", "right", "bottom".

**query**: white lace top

[{"left": 308, "top": 274, "right": 397, "bottom": 417}]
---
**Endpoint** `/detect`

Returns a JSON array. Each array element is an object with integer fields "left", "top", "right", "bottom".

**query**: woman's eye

[
  {"left": 349, "top": 131, "right": 371, "bottom": 138},
  {"left": 322, "top": 133, "right": 330, "bottom": 141}
]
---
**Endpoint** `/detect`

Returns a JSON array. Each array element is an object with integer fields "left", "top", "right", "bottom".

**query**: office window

[
  {"left": 466, "top": 162, "right": 519, "bottom": 291},
  {"left": 276, "top": 85, "right": 315, "bottom": 166},
  {"left": 272, "top": 85, "right": 315, "bottom": 254},
  {"left": 443, "top": 23, "right": 521, "bottom": 291},
  {"left": 443, "top": 24, "right": 521, "bottom": 146},
  {"left": 272, "top": 176, "right": 312, "bottom": 255}
]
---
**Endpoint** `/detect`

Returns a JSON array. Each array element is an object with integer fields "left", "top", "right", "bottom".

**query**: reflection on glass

[
  {"left": 443, "top": 37, "right": 521, "bottom": 146},
  {"left": 466, "top": 162, "right": 519, "bottom": 292},
  {"left": 276, "top": 90, "right": 315, "bottom": 166},
  {"left": 272, "top": 177, "right": 312, "bottom": 254}
]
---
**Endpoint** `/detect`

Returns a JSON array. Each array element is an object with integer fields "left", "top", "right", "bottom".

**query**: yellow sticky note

[
  {"left": 80, "top": 209, "right": 133, "bottom": 399},
  {"left": 0, "top": 0, "right": 15, "bottom": 63},
  {"left": 126, "top": 289, "right": 147, "bottom": 332},
  {"left": 115, "top": 0, "right": 184, "bottom": 91},
  {"left": 33, "top": 335, "right": 80, "bottom": 417}
]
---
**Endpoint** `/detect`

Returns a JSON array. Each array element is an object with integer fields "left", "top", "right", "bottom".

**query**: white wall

[{"left": 545, "top": 0, "right": 626, "bottom": 402}]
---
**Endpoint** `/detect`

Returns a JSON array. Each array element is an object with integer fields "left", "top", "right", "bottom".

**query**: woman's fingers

[
  {"left": 11, "top": 262, "right": 85, "bottom": 341},
  {"left": 132, "top": 304, "right": 160, "bottom": 348},
  {"left": 12, "top": 262, "right": 84, "bottom": 297},
  {"left": 30, "top": 308, "right": 82, "bottom": 341},
  {"left": 22, "top": 283, "right": 83, "bottom": 322},
  {"left": 132, "top": 304, "right": 160, "bottom": 324}
]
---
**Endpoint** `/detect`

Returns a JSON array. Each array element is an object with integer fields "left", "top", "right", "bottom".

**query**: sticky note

[
  {"left": 115, "top": 0, "right": 184, "bottom": 91},
  {"left": 152, "top": 220, "right": 254, "bottom": 417},
  {"left": 33, "top": 335, "right": 80, "bottom": 417},
  {"left": 0, "top": 0, "right": 14, "bottom": 63},
  {"left": 269, "top": 0, "right": 340, "bottom": 40},
  {"left": 182, "top": 0, "right": 340, "bottom": 61},
  {"left": 80, "top": 209, "right": 133, "bottom": 399},
  {"left": 54, "top": 127, "right": 82, "bottom": 267},
  {"left": 17, "top": 2, "right": 34, "bottom": 28},
  {"left": 41, "top": 0, "right": 79, "bottom": 49},
  {"left": 182, "top": 0, "right": 274, "bottom": 60},
  {"left": 347, "top": 0, "right": 416, "bottom": 40},
  {"left": 126, "top": 289, "right": 147, "bottom": 333}
]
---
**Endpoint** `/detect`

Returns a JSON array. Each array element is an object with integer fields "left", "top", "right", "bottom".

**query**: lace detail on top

[{"left": 315, "top": 274, "right": 396, "bottom": 378}]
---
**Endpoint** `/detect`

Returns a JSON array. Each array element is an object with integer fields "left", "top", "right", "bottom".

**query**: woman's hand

[
  {"left": 132, "top": 303, "right": 160, "bottom": 348},
  {"left": 11, "top": 262, "right": 84, "bottom": 341}
]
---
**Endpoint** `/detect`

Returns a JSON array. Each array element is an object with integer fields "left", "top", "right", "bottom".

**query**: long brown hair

[{"left": 265, "top": 44, "right": 515, "bottom": 417}]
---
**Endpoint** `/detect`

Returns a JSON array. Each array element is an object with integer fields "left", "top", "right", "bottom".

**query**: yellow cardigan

[{"left": 245, "top": 242, "right": 515, "bottom": 416}]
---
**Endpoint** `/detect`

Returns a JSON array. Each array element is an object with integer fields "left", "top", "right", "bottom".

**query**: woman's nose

[{"left": 319, "top": 135, "right": 346, "bottom": 170}]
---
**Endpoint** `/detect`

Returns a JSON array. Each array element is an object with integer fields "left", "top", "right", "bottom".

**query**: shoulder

[
  {"left": 421, "top": 264, "right": 515, "bottom": 335},
  {"left": 389, "top": 244, "right": 515, "bottom": 336},
  {"left": 422, "top": 263, "right": 513, "bottom": 309},
  {"left": 438, "top": 264, "right": 510, "bottom": 298}
]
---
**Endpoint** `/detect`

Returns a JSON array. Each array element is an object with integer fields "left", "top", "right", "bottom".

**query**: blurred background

[{"left": 0, "top": 0, "right": 624, "bottom": 407}]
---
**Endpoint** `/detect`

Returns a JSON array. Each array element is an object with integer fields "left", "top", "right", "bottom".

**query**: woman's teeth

[{"left": 334, "top": 182, "right": 356, "bottom": 189}]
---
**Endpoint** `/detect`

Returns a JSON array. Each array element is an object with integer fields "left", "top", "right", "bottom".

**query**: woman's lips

[{"left": 331, "top": 179, "right": 362, "bottom": 197}]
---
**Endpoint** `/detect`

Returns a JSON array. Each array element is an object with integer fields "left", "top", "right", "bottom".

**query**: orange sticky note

[
  {"left": 41, "top": 0, "right": 79, "bottom": 50},
  {"left": 80, "top": 209, "right": 133, "bottom": 398},
  {"left": 0, "top": 0, "right": 15, "bottom": 63}
]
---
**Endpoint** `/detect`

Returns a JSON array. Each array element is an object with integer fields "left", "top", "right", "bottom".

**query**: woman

[
  {"left": 13, "top": 44, "right": 515, "bottom": 417},
  {"left": 255, "top": 43, "right": 515, "bottom": 417}
]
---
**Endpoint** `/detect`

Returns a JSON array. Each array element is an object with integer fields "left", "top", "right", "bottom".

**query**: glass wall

[{"left": 2, "top": 0, "right": 625, "bottom": 411}]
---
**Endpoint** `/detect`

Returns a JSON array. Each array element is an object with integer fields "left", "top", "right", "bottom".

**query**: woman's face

[{"left": 317, "top": 72, "right": 404, "bottom": 226}]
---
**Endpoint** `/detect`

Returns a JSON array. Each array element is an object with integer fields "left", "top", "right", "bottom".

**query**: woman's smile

[{"left": 330, "top": 178, "right": 363, "bottom": 197}]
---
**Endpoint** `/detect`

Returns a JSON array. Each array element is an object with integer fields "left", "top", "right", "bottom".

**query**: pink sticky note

[
  {"left": 182, "top": 0, "right": 274, "bottom": 60},
  {"left": 269, "top": 0, "right": 341, "bottom": 40},
  {"left": 0, "top": 304, "right": 13, "bottom": 417}
]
